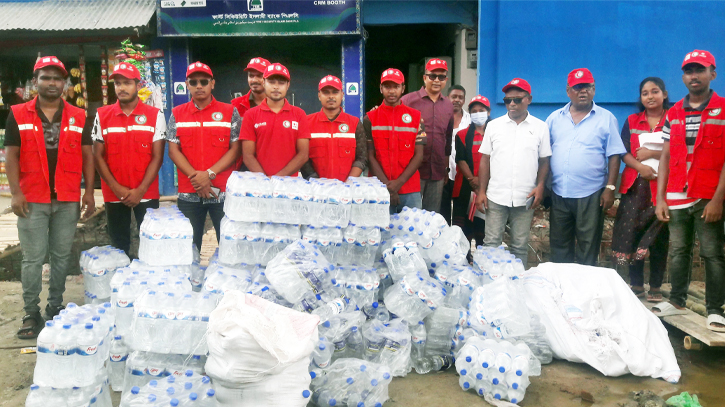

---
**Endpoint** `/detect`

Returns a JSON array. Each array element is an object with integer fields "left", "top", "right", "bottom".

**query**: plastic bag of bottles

[
  {"left": 138, "top": 206, "right": 194, "bottom": 266},
  {"left": 469, "top": 278, "right": 532, "bottom": 339},
  {"left": 361, "top": 317, "right": 412, "bottom": 377},
  {"left": 34, "top": 303, "right": 114, "bottom": 388},
  {"left": 423, "top": 306, "right": 466, "bottom": 357},
  {"left": 218, "top": 217, "right": 301, "bottom": 266},
  {"left": 128, "top": 290, "right": 218, "bottom": 355},
  {"left": 202, "top": 261, "right": 253, "bottom": 297},
  {"left": 330, "top": 266, "right": 380, "bottom": 310},
  {"left": 455, "top": 337, "right": 538, "bottom": 404},
  {"left": 80, "top": 245, "right": 130, "bottom": 304},
  {"left": 27, "top": 371, "right": 113, "bottom": 407},
  {"left": 381, "top": 235, "right": 429, "bottom": 282},
  {"left": 265, "top": 240, "right": 335, "bottom": 304},
  {"left": 318, "top": 311, "right": 366, "bottom": 362},
  {"left": 347, "top": 176, "right": 391, "bottom": 227},
  {"left": 247, "top": 267, "right": 294, "bottom": 307},
  {"left": 384, "top": 270, "right": 447, "bottom": 322},
  {"left": 310, "top": 358, "right": 393, "bottom": 407},
  {"left": 120, "top": 368, "right": 215, "bottom": 407},
  {"left": 122, "top": 351, "right": 206, "bottom": 396}
]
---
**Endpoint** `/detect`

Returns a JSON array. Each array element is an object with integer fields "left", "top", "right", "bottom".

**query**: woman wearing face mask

[
  {"left": 612, "top": 77, "right": 670, "bottom": 302},
  {"left": 452, "top": 96, "right": 491, "bottom": 255}
]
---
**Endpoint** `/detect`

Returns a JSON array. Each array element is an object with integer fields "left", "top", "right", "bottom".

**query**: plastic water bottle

[
  {"left": 34, "top": 322, "right": 57, "bottom": 386},
  {"left": 414, "top": 355, "right": 454, "bottom": 375},
  {"left": 54, "top": 323, "right": 76, "bottom": 387},
  {"left": 76, "top": 322, "right": 100, "bottom": 386},
  {"left": 108, "top": 336, "right": 128, "bottom": 391},
  {"left": 312, "top": 339, "right": 333, "bottom": 369},
  {"left": 347, "top": 326, "right": 364, "bottom": 359}
]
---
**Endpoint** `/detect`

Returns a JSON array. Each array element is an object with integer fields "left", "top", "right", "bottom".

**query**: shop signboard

[{"left": 158, "top": 0, "right": 360, "bottom": 36}]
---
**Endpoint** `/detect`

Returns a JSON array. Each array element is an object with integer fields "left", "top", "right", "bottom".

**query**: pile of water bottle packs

[
  {"left": 120, "top": 368, "right": 216, "bottom": 407},
  {"left": 26, "top": 374, "right": 113, "bottom": 407},
  {"left": 224, "top": 172, "right": 390, "bottom": 227},
  {"left": 138, "top": 206, "right": 195, "bottom": 266},
  {"left": 121, "top": 352, "right": 207, "bottom": 395},
  {"left": 80, "top": 246, "right": 130, "bottom": 304}
]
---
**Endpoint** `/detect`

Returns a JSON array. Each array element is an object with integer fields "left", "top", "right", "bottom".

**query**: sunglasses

[
  {"left": 503, "top": 97, "right": 525, "bottom": 105},
  {"left": 426, "top": 73, "right": 448, "bottom": 81},
  {"left": 571, "top": 83, "right": 593, "bottom": 91},
  {"left": 188, "top": 79, "right": 210, "bottom": 87}
]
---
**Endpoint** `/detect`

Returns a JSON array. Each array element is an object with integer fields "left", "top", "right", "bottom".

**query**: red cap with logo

[
  {"left": 110, "top": 62, "right": 141, "bottom": 81},
  {"left": 33, "top": 56, "right": 68, "bottom": 77},
  {"left": 186, "top": 61, "right": 213, "bottom": 78},
  {"left": 468, "top": 95, "right": 491, "bottom": 109},
  {"left": 319, "top": 75, "right": 343, "bottom": 91},
  {"left": 682, "top": 50, "right": 716, "bottom": 69},
  {"left": 502, "top": 78, "right": 532, "bottom": 94},
  {"left": 567, "top": 68, "right": 594, "bottom": 87},
  {"left": 264, "top": 63, "right": 290, "bottom": 81},
  {"left": 381, "top": 68, "right": 404, "bottom": 84},
  {"left": 245, "top": 57, "right": 271, "bottom": 73},
  {"left": 426, "top": 58, "right": 448, "bottom": 72}
]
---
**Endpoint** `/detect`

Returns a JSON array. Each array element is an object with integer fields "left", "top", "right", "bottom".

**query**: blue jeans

[
  {"left": 483, "top": 200, "right": 535, "bottom": 268},
  {"left": 668, "top": 199, "right": 725, "bottom": 316},
  {"left": 18, "top": 200, "right": 80, "bottom": 315},
  {"left": 390, "top": 192, "right": 423, "bottom": 214}
]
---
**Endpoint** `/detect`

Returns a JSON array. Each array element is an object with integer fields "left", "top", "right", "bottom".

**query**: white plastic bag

[
  {"left": 521, "top": 263, "right": 681, "bottom": 383},
  {"left": 205, "top": 290, "right": 320, "bottom": 384}
]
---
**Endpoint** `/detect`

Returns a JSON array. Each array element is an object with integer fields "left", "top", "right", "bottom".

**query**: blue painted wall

[{"left": 478, "top": 0, "right": 725, "bottom": 127}]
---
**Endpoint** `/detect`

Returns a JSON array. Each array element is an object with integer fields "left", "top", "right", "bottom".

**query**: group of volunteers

[{"left": 6, "top": 47, "right": 725, "bottom": 338}]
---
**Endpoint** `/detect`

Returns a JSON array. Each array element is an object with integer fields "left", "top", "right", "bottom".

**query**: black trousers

[
  {"left": 106, "top": 199, "right": 159, "bottom": 256},
  {"left": 440, "top": 180, "right": 453, "bottom": 225},
  {"left": 176, "top": 199, "right": 224, "bottom": 252},
  {"left": 549, "top": 189, "right": 605, "bottom": 266}
]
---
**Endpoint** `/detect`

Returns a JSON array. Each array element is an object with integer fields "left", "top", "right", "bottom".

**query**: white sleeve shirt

[
  {"left": 449, "top": 110, "right": 471, "bottom": 181},
  {"left": 479, "top": 112, "right": 552, "bottom": 207}
]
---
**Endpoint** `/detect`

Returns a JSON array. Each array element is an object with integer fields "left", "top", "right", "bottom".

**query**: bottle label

[
  {"left": 300, "top": 299, "right": 315, "bottom": 313},
  {"left": 363, "top": 282, "right": 375, "bottom": 291},
  {"left": 366, "top": 340, "right": 383, "bottom": 353},
  {"left": 400, "top": 278, "right": 415, "bottom": 296},
  {"left": 411, "top": 336, "right": 427, "bottom": 345},
  {"left": 383, "top": 339, "right": 401, "bottom": 353},
  {"left": 334, "top": 341, "right": 347, "bottom": 353},
  {"left": 110, "top": 353, "right": 128, "bottom": 362},
  {"left": 163, "top": 310, "right": 176, "bottom": 320},
  {"left": 327, "top": 298, "right": 345, "bottom": 315},
  {"left": 316, "top": 360, "right": 330, "bottom": 368},
  {"left": 172, "top": 369, "right": 185, "bottom": 378},
  {"left": 493, "top": 326, "right": 508, "bottom": 339},
  {"left": 147, "top": 366, "right": 164, "bottom": 377},
  {"left": 565, "top": 305, "right": 583, "bottom": 321},
  {"left": 116, "top": 298, "right": 133, "bottom": 308}
]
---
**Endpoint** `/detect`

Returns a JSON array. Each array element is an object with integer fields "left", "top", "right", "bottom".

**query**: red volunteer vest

[
  {"left": 96, "top": 101, "right": 161, "bottom": 202},
  {"left": 368, "top": 104, "right": 422, "bottom": 194},
  {"left": 452, "top": 126, "right": 484, "bottom": 198},
  {"left": 619, "top": 110, "right": 666, "bottom": 202},
  {"left": 172, "top": 98, "right": 235, "bottom": 193},
  {"left": 11, "top": 97, "right": 85, "bottom": 203},
  {"left": 667, "top": 92, "right": 725, "bottom": 200},
  {"left": 307, "top": 110, "right": 360, "bottom": 181},
  {"left": 230, "top": 90, "right": 253, "bottom": 117}
]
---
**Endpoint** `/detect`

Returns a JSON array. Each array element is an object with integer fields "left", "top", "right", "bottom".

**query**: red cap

[
  {"left": 567, "top": 68, "right": 594, "bottom": 87},
  {"left": 468, "top": 95, "right": 491, "bottom": 109},
  {"left": 33, "top": 56, "right": 68, "bottom": 77},
  {"left": 425, "top": 58, "right": 448, "bottom": 72},
  {"left": 264, "top": 63, "right": 290, "bottom": 81},
  {"left": 110, "top": 62, "right": 141, "bottom": 81},
  {"left": 381, "top": 68, "right": 404, "bottom": 84},
  {"left": 502, "top": 78, "right": 532, "bottom": 94},
  {"left": 186, "top": 61, "right": 213, "bottom": 78},
  {"left": 245, "top": 57, "right": 271, "bottom": 73},
  {"left": 682, "top": 50, "right": 716, "bottom": 69},
  {"left": 318, "top": 75, "right": 342, "bottom": 91}
]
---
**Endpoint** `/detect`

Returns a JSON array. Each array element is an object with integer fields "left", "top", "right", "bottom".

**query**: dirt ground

[{"left": 1, "top": 279, "right": 724, "bottom": 407}]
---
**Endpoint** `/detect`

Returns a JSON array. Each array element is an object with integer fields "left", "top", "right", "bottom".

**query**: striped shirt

[{"left": 662, "top": 92, "right": 712, "bottom": 209}]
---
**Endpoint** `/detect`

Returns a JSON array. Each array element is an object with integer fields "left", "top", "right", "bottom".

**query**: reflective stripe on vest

[
  {"left": 176, "top": 121, "right": 201, "bottom": 128},
  {"left": 103, "top": 127, "right": 127, "bottom": 135},
  {"left": 704, "top": 119, "right": 725, "bottom": 126},
  {"left": 371, "top": 126, "right": 392, "bottom": 131},
  {"left": 17, "top": 124, "right": 34, "bottom": 131},
  {"left": 68, "top": 125, "right": 83, "bottom": 133},
  {"left": 202, "top": 121, "right": 232, "bottom": 128},
  {"left": 394, "top": 126, "right": 417, "bottom": 132},
  {"left": 128, "top": 125, "right": 155, "bottom": 132},
  {"left": 333, "top": 133, "right": 355, "bottom": 138},
  {"left": 311, "top": 133, "right": 331, "bottom": 138}
]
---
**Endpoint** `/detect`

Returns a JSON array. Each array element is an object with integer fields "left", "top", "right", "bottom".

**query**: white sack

[
  {"left": 521, "top": 263, "right": 680, "bottom": 383},
  {"left": 205, "top": 290, "right": 319, "bottom": 384}
]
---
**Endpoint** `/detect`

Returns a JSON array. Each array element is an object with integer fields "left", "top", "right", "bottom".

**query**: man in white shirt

[
  {"left": 442, "top": 85, "right": 471, "bottom": 224},
  {"left": 476, "top": 78, "right": 551, "bottom": 267}
]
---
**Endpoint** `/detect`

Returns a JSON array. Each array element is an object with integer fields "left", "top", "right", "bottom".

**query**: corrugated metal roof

[{"left": 0, "top": 0, "right": 156, "bottom": 31}]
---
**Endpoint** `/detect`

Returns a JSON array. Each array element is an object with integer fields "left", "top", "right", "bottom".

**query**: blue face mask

[{"left": 470, "top": 112, "right": 488, "bottom": 126}]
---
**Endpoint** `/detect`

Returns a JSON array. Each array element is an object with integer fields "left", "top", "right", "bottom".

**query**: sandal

[
  {"left": 647, "top": 289, "right": 663, "bottom": 303},
  {"left": 631, "top": 287, "right": 646, "bottom": 298},
  {"left": 17, "top": 313, "right": 44, "bottom": 340},
  {"left": 44, "top": 303, "right": 65, "bottom": 321}
]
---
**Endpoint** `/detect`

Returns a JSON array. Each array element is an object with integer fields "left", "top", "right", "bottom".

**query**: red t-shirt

[{"left": 240, "top": 99, "right": 310, "bottom": 176}]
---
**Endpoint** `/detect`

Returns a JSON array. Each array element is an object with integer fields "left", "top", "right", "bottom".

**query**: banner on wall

[{"left": 158, "top": 0, "right": 360, "bottom": 36}]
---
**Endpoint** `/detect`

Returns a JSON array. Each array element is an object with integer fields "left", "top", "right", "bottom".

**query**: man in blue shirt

[{"left": 546, "top": 68, "right": 626, "bottom": 265}]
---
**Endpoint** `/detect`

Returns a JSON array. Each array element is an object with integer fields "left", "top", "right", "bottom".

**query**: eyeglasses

[
  {"left": 188, "top": 79, "right": 210, "bottom": 87},
  {"left": 571, "top": 83, "right": 593, "bottom": 92},
  {"left": 426, "top": 73, "right": 448, "bottom": 81},
  {"left": 503, "top": 97, "right": 524, "bottom": 105}
]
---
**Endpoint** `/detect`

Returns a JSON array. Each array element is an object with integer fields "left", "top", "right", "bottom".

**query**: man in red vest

[
  {"left": 4, "top": 56, "right": 95, "bottom": 338},
  {"left": 655, "top": 50, "right": 725, "bottom": 331},
  {"left": 240, "top": 63, "right": 310, "bottom": 176},
  {"left": 91, "top": 62, "right": 166, "bottom": 256},
  {"left": 231, "top": 57, "right": 270, "bottom": 117},
  {"left": 301, "top": 75, "right": 366, "bottom": 181},
  {"left": 166, "top": 62, "right": 241, "bottom": 251},
  {"left": 366, "top": 68, "right": 425, "bottom": 214}
]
